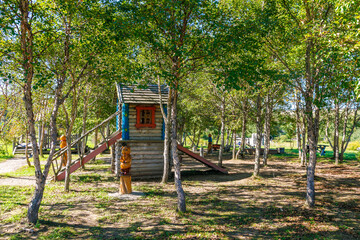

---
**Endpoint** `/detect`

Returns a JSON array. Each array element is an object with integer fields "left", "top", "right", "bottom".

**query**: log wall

[{"left": 117, "top": 140, "right": 164, "bottom": 178}]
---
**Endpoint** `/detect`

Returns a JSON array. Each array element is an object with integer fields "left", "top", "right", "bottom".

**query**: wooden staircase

[{"left": 51, "top": 111, "right": 121, "bottom": 181}]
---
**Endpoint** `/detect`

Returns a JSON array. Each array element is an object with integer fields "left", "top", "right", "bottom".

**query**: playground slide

[
  {"left": 56, "top": 131, "right": 122, "bottom": 181},
  {"left": 177, "top": 144, "right": 228, "bottom": 174}
]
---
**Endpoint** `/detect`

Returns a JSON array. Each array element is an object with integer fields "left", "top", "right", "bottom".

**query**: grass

[
  {"left": 0, "top": 143, "right": 14, "bottom": 163},
  {"left": 0, "top": 154, "right": 359, "bottom": 239},
  {"left": 0, "top": 164, "right": 45, "bottom": 178},
  {"left": 0, "top": 154, "right": 13, "bottom": 163}
]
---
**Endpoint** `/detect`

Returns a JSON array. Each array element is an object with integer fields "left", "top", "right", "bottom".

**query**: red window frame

[{"left": 135, "top": 106, "right": 156, "bottom": 129}]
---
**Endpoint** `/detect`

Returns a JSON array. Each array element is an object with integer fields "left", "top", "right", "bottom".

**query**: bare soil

[{"left": 0, "top": 154, "right": 359, "bottom": 239}]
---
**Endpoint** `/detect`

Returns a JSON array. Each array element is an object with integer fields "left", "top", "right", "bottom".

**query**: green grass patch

[
  {"left": 0, "top": 147, "right": 13, "bottom": 163},
  {"left": 0, "top": 186, "right": 33, "bottom": 216},
  {"left": 0, "top": 154, "right": 13, "bottom": 163},
  {"left": 0, "top": 165, "right": 44, "bottom": 177},
  {"left": 38, "top": 227, "right": 77, "bottom": 239}
]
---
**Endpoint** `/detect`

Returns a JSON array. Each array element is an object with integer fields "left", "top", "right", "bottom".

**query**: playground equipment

[
  {"left": 52, "top": 84, "right": 228, "bottom": 181},
  {"left": 52, "top": 111, "right": 122, "bottom": 181}
]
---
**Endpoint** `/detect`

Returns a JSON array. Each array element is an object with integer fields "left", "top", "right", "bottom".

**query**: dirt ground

[
  {"left": 0, "top": 154, "right": 359, "bottom": 239},
  {"left": 0, "top": 157, "right": 28, "bottom": 174}
]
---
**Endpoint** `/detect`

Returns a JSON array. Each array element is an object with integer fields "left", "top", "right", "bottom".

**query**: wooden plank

[
  {"left": 127, "top": 142, "right": 164, "bottom": 146},
  {"left": 118, "top": 139, "right": 164, "bottom": 143},
  {"left": 131, "top": 165, "right": 163, "bottom": 171},
  {"left": 131, "top": 171, "right": 163, "bottom": 176},
  {"left": 132, "top": 155, "right": 163, "bottom": 160},
  {"left": 128, "top": 151, "right": 163, "bottom": 155},
  {"left": 132, "top": 158, "right": 163, "bottom": 163},
  {"left": 177, "top": 144, "right": 228, "bottom": 174},
  {"left": 130, "top": 137, "right": 162, "bottom": 140},
  {"left": 128, "top": 147, "right": 164, "bottom": 151},
  {"left": 132, "top": 162, "right": 163, "bottom": 166},
  {"left": 128, "top": 128, "right": 162, "bottom": 133},
  {"left": 129, "top": 134, "right": 162, "bottom": 138},
  {"left": 128, "top": 131, "right": 163, "bottom": 136}
]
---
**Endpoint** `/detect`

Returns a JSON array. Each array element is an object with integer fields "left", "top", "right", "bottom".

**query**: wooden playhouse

[
  {"left": 115, "top": 84, "right": 169, "bottom": 178},
  {"left": 52, "top": 84, "right": 227, "bottom": 181},
  {"left": 115, "top": 84, "right": 228, "bottom": 178}
]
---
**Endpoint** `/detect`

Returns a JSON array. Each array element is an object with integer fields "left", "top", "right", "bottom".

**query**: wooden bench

[
  {"left": 306, "top": 145, "right": 327, "bottom": 156},
  {"left": 212, "top": 144, "right": 220, "bottom": 151}
]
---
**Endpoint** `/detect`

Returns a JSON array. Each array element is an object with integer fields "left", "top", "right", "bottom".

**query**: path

[
  {"left": 0, "top": 156, "right": 112, "bottom": 186},
  {"left": 0, "top": 156, "right": 36, "bottom": 186},
  {"left": 0, "top": 156, "right": 28, "bottom": 174}
]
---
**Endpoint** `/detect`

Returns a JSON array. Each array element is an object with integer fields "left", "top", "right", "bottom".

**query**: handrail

[{"left": 51, "top": 111, "right": 120, "bottom": 162}]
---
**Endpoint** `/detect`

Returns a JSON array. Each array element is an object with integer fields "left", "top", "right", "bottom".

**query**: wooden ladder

[{"left": 51, "top": 111, "right": 121, "bottom": 181}]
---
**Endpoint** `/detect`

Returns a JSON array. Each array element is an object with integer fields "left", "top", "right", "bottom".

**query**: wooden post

[
  {"left": 93, "top": 128, "right": 98, "bottom": 161},
  {"left": 200, "top": 147, "right": 204, "bottom": 157},
  {"left": 115, "top": 141, "right": 120, "bottom": 178},
  {"left": 111, "top": 144, "right": 115, "bottom": 173}
]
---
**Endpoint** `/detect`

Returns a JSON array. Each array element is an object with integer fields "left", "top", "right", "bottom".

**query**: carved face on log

[{"left": 120, "top": 146, "right": 132, "bottom": 171}]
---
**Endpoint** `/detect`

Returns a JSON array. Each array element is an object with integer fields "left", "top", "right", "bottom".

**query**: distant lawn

[
  {"left": 0, "top": 143, "right": 14, "bottom": 163},
  {"left": 274, "top": 148, "right": 360, "bottom": 165},
  {"left": 0, "top": 152, "right": 13, "bottom": 163},
  {"left": 0, "top": 155, "right": 13, "bottom": 164}
]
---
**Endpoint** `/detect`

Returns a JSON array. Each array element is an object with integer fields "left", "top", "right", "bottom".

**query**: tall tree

[{"left": 131, "top": 0, "right": 230, "bottom": 212}]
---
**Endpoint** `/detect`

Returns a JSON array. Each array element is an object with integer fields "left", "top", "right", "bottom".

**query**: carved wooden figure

[
  {"left": 60, "top": 135, "right": 67, "bottom": 166},
  {"left": 119, "top": 143, "right": 132, "bottom": 194}
]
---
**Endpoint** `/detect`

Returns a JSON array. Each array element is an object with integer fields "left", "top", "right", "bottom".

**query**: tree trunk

[
  {"left": 334, "top": 102, "right": 340, "bottom": 164},
  {"left": 81, "top": 86, "right": 90, "bottom": 169},
  {"left": 339, "top": 106, "right": 359, "bottom": 163},
  {"left": 218, "top": 97, "right": 225, "bottom": 167},
  {"left": 304, "top": 38, "right": 320, "bottom": 208},
  {"left": 39, "top": 123, "right": 45, "bottom": 158},
  {"left": 215, "top": 127, "right": 220, "bottom": 145},
  {"left": 306, "top": 108, "right": 319, "bottom": 207},
  {"left": 64, "top": 88, "right": 79, "bottom": 192},
  {"left": 25, "top": 129, "right": 31, "bottom": 167},
  {"left": 22, "top": 0, "right": 68, "bottom": 223},
  {"left": 191, "top": 126, "right": 196, "bottom": 148},
  {"left": 64, "top": 132, "right": 72, "bottom": 192},
  {"left": 301, "top": 117, "right": 307, "bottom": 167},
  {"left": 225, "top": 128, "right": 230, "bottom": 146},
  {"left": 263, "top": 94, "right": 272, "bottom": 166},
  {"left": 295, "top": 91, "right": 302, "bottom": 160},
  {"left": 195, "top": 130, "right": 201, "bottom": 148},
  {"left": 171, "top": 89, "right": 186, "bottom": 212},
  {"left": 161, "top": 88, "right": 172, "bottom": 184},
  {"left": 254, "top": 93, "right": 262, "bottom": 177},
  {"left": 18, "top": 0, "right": 44, "bottom": 224},
  {"left": 236, "top": 113, "right": 247, "bottom": 159},
  {"left": 27, "top": 65, "right": 64, "bottom": 225},
  {"left": 232, "top": 130, "right": 236, "bottom": 159}
]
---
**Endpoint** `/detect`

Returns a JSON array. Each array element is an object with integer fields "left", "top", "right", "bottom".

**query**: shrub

[{"left": 347, "top": 141, "right": 360, "bottom": 151}]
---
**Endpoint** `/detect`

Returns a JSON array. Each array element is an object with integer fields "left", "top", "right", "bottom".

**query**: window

[{"left": 135, "top": 106, "right": 156, "bottom": 128}]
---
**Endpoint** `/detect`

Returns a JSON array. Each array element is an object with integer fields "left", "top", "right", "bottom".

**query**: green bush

[
  {"left": 347, "top": 141, "right": 360, "bottom": 151},
  {"left": 274, "top": 135, "right": 289, "bottom": 143}
]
